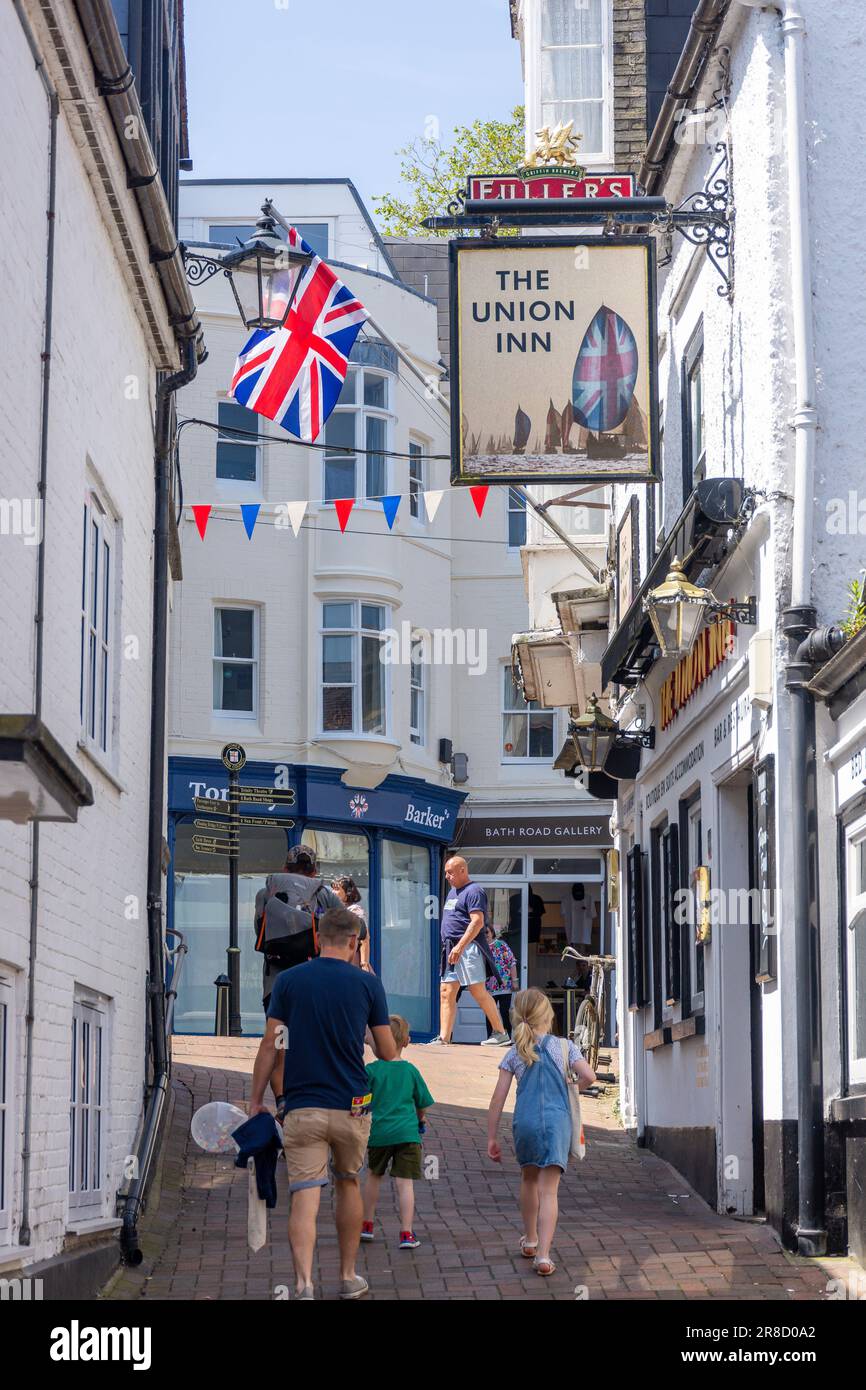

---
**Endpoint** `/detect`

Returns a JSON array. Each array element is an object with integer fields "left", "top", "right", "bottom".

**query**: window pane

[
  {"left": 542, "top": 0, "right": 603, "bottom": 45},
  {"left": 528, "top": 713, "right": 555, "bottom": 757},
  {"left": 323, "top": 685, "right": 353, "bottom": 731},
  {"left": 532, "top": 857, "right": 600, "bottom": 877},
  {"left": 502, "top": 713, "right": 528, "bottom": 758},
  {"left": 324, "top": 456, "right": 356, "bottom": 503},
  {"left": 323, "top": 602, "right": 354, "bottom": 629},
  {"left": 503, "top": 666, "right": 525, "bottom": 710},
  {"left": 215, "top": 609, "right": 253, "bottom": 659},
  {"left": 854, "top": 908, "right": 866, "bottom": 1060},
  {"left": 215, "top": 662, "right": 254, "bottom": 712},
  {"left": 335, "top": 370, "right": 357, "bottom": 405},
  {"left": 541, "top": 46, "right": 603, "bottom": 102},
  {"left": 323, "top": 634, "right": 353, "bottom": 684},
  {"left": 361, "top": 634, "right": 385, "bottom": 733},
  {"left": 216, "top": 441, "right": 258, "bottom": 482},
  {"left": 293, "top": 222, "right": 329, "bottom": 259},
  {"left": 364, "top": 372, "right": 387, "bottom": 408},
  {"left": 542, "top": 99, "right": 603, "bottom": 152},
  {"left": 209, "top": 223, "right": 257, "bottom": 245},
  {"left": 508, "top": 497, "right": 527, "bottom": 548},
  {"left": 361, "top": 604, "right": 385, "bottom": 632},
  {"left": 465, "top": 857, "right": 525, "bottom": 876},
  {"left": 102, "top": 541, "right": 110, "bottom": 641},
  {"left": 325, "top": 410, "right": 356, "bottom": 451},
  {"left": 381, "top": 840, "right": 431, "bottom": 1034},
  {"left": 366, "top": 416, "right": 386, "bottom": 499}
]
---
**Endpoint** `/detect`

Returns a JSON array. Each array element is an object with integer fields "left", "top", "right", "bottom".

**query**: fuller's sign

[
  {"left": 659, "top": 621, "right": 736, "bottom": 731},
  {"left": 450, "top": 236, "right": 659, "bottom": 486},
  {"left": 467, "top": 172, "right": 635, "bottom": 201}
]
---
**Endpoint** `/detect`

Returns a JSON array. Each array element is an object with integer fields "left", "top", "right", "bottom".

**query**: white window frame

[
  {"left": 501, "top": 663, "right": 557, "bottom": 764},
  {"left": 535, "top": 0, "right": 614, "bottom": 166},
  {"left": 845, "top": 811, "right": 866, "bottom": 1085},
  {"left": 409, "top": 639, "right": 426, "bottom": 747},
  {"left": 213, "top": 605, "right": 259, "bottom": 720},
  {"left": 322, "top": 367, "right": 394, "bottom": 507},
  {"left": 68, "top": 995, "right": 107, "bottom": 1216},
  {"left": 408, "top": 437, "right": 427, "bottom": 523},
  {"left": 507, "top": 487, "right": 527, "bottom": 551},
  {"left": 215, "top": 396, "right": 262, "bottom": 496},
  {"left": 0, "top": 973, "right": 14, "bottom": 1245},
  {"left": 319, "top": 600, "right": 390, "bottom": 738},
  {"left": 80, "top": 489, "right": 117, "bottom": 760}
]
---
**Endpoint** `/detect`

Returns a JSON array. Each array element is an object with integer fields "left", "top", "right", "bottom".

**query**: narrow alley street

[{"left": 104, "top": 1041, "right": 854, "bottom": 1303}]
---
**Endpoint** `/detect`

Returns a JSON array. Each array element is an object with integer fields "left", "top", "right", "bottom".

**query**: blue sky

[{"left": 183, "top": 0, "right": 524, "bottom": 221}]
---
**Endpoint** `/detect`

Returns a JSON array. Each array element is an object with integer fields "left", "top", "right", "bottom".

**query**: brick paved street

[{"left": 103, "top": 1038, "right": 858, "bottom": 1303}]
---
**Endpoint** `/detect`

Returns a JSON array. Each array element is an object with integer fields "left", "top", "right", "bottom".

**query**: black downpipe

[{"left": 120, "top": 337, "right": 198, "bottom": 1264}]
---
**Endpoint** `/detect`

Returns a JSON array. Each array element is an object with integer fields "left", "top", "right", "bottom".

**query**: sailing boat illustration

[
  {"left": 513, "top": 405, "right": 531, "bottom": 455},
  {"left": 560, "top": 400, "right": 577, "bottom": 453},
  {"left": 544, "top": 398, "right": 562, "bottom": 453}
]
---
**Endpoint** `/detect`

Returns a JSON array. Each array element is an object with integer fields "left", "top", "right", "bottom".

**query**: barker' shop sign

[{"left": 450, "top": 237, "right": 658, "bottom": 485}]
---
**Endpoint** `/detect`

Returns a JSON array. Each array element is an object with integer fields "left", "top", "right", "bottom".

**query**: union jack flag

[
  {"left": 571, "top": 304, "right": 639, "bottom": 435},
  {"left": 230, "top": 227, "right": 368, "bottom": 443}
]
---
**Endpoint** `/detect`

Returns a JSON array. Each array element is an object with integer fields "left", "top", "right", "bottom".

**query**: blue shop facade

[{"left": 167, "top": 757, "right": 465, "bottom": 1039}]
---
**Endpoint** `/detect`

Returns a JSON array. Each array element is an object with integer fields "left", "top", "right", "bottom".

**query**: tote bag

[{"left": 559, "top": 1038, "right": 586, "bottom": 1160}]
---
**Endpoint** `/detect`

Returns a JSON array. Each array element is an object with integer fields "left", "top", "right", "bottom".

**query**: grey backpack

[{"left": 254, "top": 874, "right": 328, "bottom": 967}]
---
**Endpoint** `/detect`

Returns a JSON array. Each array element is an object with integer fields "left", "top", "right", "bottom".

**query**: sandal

[
  {"left": 533, "top": 1257, "right": 556, "bottom": 1277},
  {"left": 519, "top": 1236, "right": 538, "bottom": 1259}
]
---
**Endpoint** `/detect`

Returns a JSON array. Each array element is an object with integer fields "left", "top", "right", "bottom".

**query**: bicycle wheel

[{"left": 574, "top": 997, "right": 600, "bottom": 1072}]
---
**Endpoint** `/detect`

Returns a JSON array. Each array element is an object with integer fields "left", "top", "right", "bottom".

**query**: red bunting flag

[
  {"left": 469, "top": 485, "right": 489, "bottom": 518},
  {"left": 334, "top": 498, "right": 355, "bottom": 533},
  {"left": 192, "top": 505, "right": 211, "bottom": 540}
]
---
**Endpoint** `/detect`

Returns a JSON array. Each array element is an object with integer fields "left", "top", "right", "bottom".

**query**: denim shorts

[{"left": 441, "top": 941, "right": 487, "bottom": 987}]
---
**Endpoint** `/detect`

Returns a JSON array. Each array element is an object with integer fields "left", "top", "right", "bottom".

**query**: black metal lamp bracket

[
  {"left": 653, "top": 143, "right": 734, "bottom": 300},
  {"left": 616, "top": 728, "right": 656, "bottom": 751},
  {"left": 713, "top": 596, "right": 757, "bottom": 626},
  {"left": 180, "top": 244, "right": 230, "bottom": 288}
]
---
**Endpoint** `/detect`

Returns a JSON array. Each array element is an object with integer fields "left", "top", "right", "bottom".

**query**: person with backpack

[{"left": 254, "top": 844, "right": 342, "bottom": 1109}]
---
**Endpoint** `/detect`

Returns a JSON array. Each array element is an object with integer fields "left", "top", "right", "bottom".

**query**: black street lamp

[
  {"left": 570, "top": 695, "right": 618, "bottom": 774},
  {"left": 182, "top": 205, "right": 313, "bottom": 333}
]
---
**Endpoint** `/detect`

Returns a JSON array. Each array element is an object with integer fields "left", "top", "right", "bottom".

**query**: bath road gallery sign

[{"left": 449, "top": 236, "right": 659, "bottom": 486}]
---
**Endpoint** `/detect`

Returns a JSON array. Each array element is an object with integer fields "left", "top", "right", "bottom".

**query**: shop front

[
  {"left": 449, "top": 804, "right": 613, "bottom": 1043},
  {"left": 167, "top": 757, "right": 464, "bottom": 1040}
]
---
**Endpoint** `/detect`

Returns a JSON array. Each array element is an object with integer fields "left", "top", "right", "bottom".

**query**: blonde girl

[{"left": 487, "top": 987, "right": 595, "bottom": 1276}]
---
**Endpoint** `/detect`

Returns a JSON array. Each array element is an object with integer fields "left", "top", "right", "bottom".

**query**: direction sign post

[{"left": 221, "top": 744, "right": 245, "bottom": 1037}]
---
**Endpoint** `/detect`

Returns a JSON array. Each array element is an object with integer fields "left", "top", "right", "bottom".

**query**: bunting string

[{"left": 187, "top": 486, "right": 489, "bottom": 540}]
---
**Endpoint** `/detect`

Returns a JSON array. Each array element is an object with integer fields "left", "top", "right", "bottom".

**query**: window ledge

[
  {"left": 0, "top": 1244, "right": 32, "bottom": 1272},
  {"left": 830, "top": 1090, "right": 866, "bottom": 1123},
  {"left": 77, "top": 741, "right": 125, "bottom": 794},
  {"left": 66, "top": 1216, "right": 121, "bottom": 1237}
]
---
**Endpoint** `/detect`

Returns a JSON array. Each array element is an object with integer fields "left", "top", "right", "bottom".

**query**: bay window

[
  {"left": 321, "top": 600, "right": 388, "bottom": 736},
  {"left": 324, "top": 361, "right": 394, "bottom": 505}
]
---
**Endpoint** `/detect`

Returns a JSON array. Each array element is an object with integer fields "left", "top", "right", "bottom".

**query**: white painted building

[
  {"left": 0, "top": 0, "right": 201, "bottom": 1294},
  {"left": 169, "top": 179, "right": 614, "bottom": 1043},
  {"left": 511, "top": 0, "right": 866, "bottom": 1256}
]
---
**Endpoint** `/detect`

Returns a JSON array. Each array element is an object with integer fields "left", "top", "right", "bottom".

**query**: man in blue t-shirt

[
  {"left": 249, "top": 906, "right": 396, "bottom": 1300},
  {"left": 428, "top": 855, "right": 510, "bottom": 1047}
]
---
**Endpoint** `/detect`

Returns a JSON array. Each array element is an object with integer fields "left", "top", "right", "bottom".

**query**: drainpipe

[
  {"left": 120, "top": 337, "right": 199, "bottom": 1264},
  {"left": 13, "top": 0, "right": 58, "bottom": 1251},
  {"left": 738, "top": 0, "right": 824, "bottom": 1254}
]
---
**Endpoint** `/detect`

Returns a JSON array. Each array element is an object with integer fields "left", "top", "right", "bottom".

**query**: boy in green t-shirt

[{"left": 361, "top": 1015, "right": 434, "bottom": 1249}]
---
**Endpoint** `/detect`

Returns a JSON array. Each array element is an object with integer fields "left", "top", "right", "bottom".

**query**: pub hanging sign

[
  {"left": 467, "top": 171, "right": 635, "bottom": 202},
  {"left": 450, "top": 236, "right": 659, "bottom": 486}
]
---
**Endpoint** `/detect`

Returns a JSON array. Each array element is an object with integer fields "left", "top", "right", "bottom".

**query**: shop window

[
  {"left": 320, "top": 601, "right": 388, "bottom": 736},
  {"left": 465, "top": 856, "right": 524, "bottom": 876},
  {"left": 501, "top": 666, "right": 554, "bottom": 761},
  {"left": 173, "top": 823, "right": 291, "bottom": 1035},
  {"left": 540, "top": 0, "right": 611, "bottom": 162},
  {"left": 301, "top": 829, "right": 370, "bottom": 919},
  {"left": 845, "top": 816, "right": 866, "bottom": 1085},
  {"left": 213, "top": 606, "right": 258, "bottom": 716},
  {"left": 381, "top": 840, "right": 432, "bottom": 1034},
  {"left": 409, "top": 440, "right": 426, "bottom": 521},
  {"left": 216, "top": 400, "right": 260, "bottom": 484},
  {"left": 80, "top": 490, "right": 116, "bottom": 757},
  {"left": 69, "top": 996, "right": 107, "bottom": 1214},
  {"left": 323, "top": 368, "right": 392, "bottom": 504},
  {"left": 531, "top": 856, "right": 603, "bottom": 878},
  {"left": 0, "top": 975, "right": 12, "bottom": 1244},
  {"left": 681, "top": 321, "right": 706, "bottom": 500}
]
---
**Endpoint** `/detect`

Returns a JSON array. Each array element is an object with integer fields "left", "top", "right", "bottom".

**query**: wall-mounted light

[
  {"left": 643, "top": 558, "right": 757, "bottom": 658},
  {"left": 570, "top": 695, "right": 618, "bottom": 774}
]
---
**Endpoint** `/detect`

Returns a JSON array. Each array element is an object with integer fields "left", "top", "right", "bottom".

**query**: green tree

[{"left": 374, "top": 107, "right": 526, "bottom": 238}]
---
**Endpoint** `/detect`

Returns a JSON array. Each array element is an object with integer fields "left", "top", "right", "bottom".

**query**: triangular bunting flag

[
  {"left": 334, "top": 498, "right": 355, "bottom": 533},
  {"left": 191, "top": 505, "right": 211, "bottom": 540},
  {"left": 469, "top": 485, "right": 489, "bottom": 518},
  {"left": 241, "top": 503, "right": 260, "bottom": 539},
  {"left": 423, "top": 489, "right": 444, "bottom": 523},
  {"left": 285, "top": 500, "right": 308, "bottom": 537},
  {"left": 381, "top": 495, "right": 400, "bottom": 530}
]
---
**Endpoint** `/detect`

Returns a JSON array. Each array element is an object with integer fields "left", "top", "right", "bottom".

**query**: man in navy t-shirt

[
  {"left": 249, "top": 906, "right": 396, "bottom": 1300},
  {"left": 428, "top": 855, "right": 510, "bottom": 1047}
]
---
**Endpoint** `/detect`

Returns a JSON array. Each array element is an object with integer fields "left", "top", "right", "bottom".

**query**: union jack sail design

[
  {"left": 571, "top": 305, "right": 639, "bottom": 435},
  {"left": 230, "top": 227, "right": 368, "bottom": 443}
]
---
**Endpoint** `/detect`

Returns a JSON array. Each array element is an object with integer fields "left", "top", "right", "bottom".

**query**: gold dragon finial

[{"left": 524, "top": 120, "right": 583, "bottom": 169}]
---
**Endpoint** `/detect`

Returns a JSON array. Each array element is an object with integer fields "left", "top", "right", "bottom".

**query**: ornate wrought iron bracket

[
  {"left": 615, "top": 728, "right": 656, "bottom": 751},
  {"left": 180, "top": 244, "right": 230, "bottom": 288},
  {"left": 653, "top": 143, "right": 734, "bottom": 299},
  {"left": 714, "top": 596, "right": 757, "bottom": 626}
]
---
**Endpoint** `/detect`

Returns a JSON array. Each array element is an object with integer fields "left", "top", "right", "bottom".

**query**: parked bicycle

[{"left": 561, "top": 947, "right": 616, "bottom": 1073}]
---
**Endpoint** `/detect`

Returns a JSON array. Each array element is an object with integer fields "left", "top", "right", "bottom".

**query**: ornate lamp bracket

[
  {"left": 180, "top": 243, "right": 230, "bottom": 288},
  {"left": 654, "top": 143, "right": 735, "bottom": 299}
]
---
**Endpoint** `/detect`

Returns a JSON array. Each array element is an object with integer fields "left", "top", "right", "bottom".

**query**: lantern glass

[
  {"left": 571, "top": 695, "right": 618, "bottom": 774},
  {"left": 644, "top": 559, "right": 711, "bottom": 657},
  {"left": 222, "top": 217, "right": 310, "bottom": 331}
]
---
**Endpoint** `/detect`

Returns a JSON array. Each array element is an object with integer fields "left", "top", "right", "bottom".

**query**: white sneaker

[
  {"left": 481, "top": 1031, "right": 510, "bottom": 1046},
  {"left": 425, "top": 1036, "right": 450, "bottom": 1046}
]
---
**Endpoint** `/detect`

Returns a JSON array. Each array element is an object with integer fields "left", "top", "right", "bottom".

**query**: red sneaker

[
  {"left": 399, "top": 1230, "right": 420, "bottom": 1249},
  {"left": 360, "top": 1221, "right": 375, "bottom": 1243}
]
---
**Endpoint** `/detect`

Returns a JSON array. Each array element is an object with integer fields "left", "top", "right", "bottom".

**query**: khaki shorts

[{"left": 282, "top": 1108, "right": 372, "bottom": 1193}]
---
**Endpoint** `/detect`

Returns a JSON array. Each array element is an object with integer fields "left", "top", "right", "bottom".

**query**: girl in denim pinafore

[{"left": 487, "top": 988, "right": 595, "bottom": 1277}]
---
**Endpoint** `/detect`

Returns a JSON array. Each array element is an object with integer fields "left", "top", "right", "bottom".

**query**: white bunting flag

[
  {"left": 284, "top": 500, "right": 308, "bottom": 537},
  {"left": 423, "top": 489, "right": 444, "bottom": 523}
]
